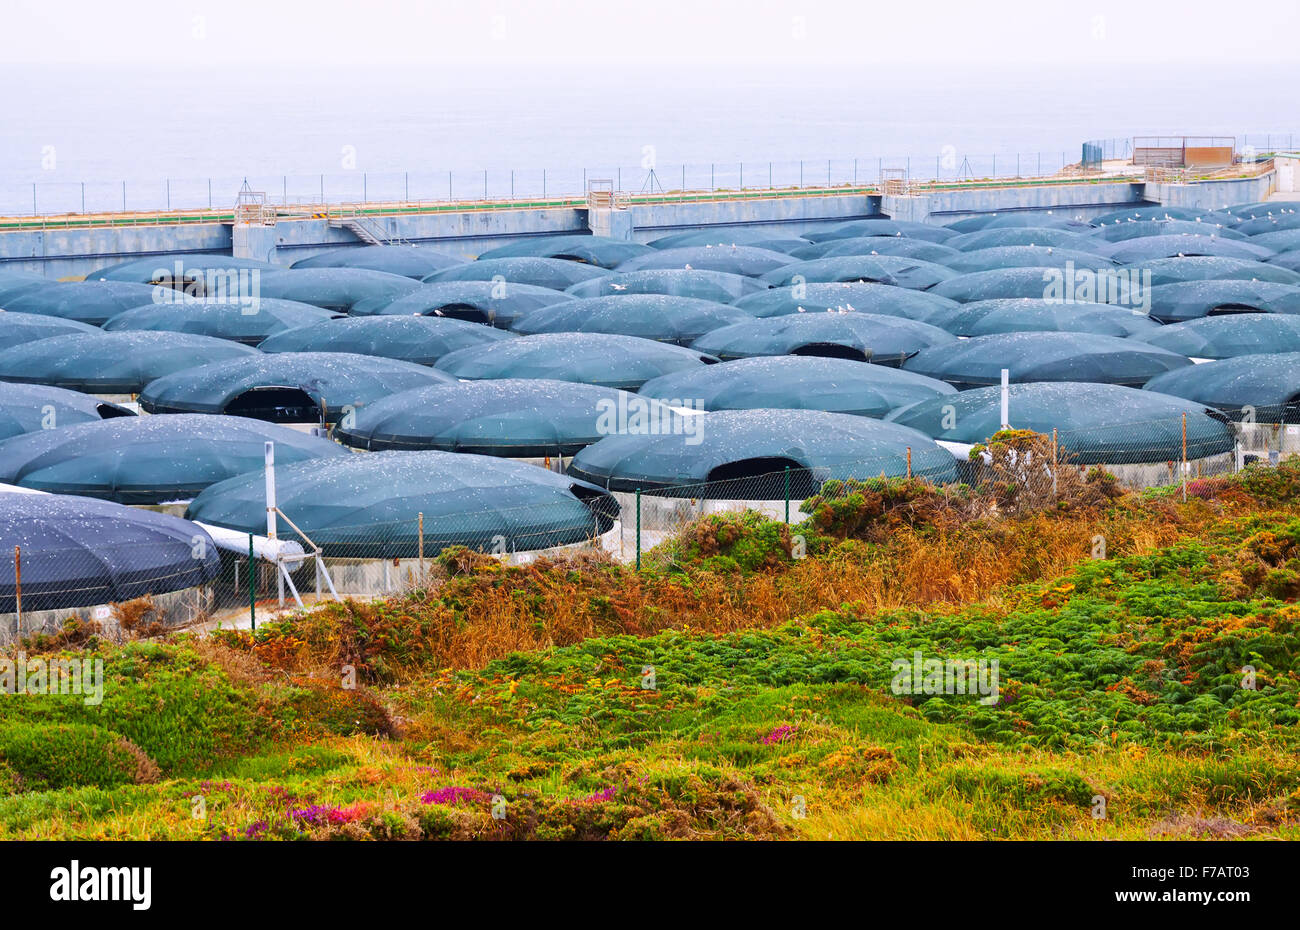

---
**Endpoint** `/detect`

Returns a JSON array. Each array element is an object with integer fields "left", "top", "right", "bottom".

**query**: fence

[
  {"left": 2, "top": 133, "right": 1289, "bottom": 219},
  {"left": 3, "top": 408, "right": 1296, "bottom": 642}
]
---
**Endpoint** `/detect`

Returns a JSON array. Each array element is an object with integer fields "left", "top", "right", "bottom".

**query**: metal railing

[{"left": 3, "top": 134, "right": 1295, "bottom": 226}]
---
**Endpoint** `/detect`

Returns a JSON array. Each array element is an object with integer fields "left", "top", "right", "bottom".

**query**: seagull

[{"left": 611, "top": 283, "right": 627, "bottom": 290}]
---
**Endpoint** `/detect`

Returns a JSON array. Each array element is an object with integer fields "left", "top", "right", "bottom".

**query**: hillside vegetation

[{"left": 2, "top": 458, "right": 1298, "bottom": 840}]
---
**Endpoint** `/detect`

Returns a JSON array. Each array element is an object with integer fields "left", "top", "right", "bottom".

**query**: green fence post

[
  {"left": 784, "top": 466, "right": 790, "bottom": 523},
  {"left": 635, "top": 489, "right": 642, "bottom": 570},
  {"left": 248, "top": 534, "right": 256, "bottom": 631}
]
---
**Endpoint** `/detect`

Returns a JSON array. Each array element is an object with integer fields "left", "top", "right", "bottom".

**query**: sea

[{"left": 0, "top": 62, "right": 1296, "bottom": 215}]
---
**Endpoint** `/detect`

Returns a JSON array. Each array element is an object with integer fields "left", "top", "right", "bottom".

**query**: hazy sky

[
  {"left": 2, "top": 0, "right": 1296, "bottom": 197},
  {"left": 5, "top": 0, "right": 1297, "bottom": 66}
]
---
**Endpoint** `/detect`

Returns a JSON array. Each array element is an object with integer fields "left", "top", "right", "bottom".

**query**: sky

[
  {"left": 4, "top": 0, "right": 1296, "bottom": 67},
  {"left": 1, "top": 0, "right": 1297, "bottom": 202}
]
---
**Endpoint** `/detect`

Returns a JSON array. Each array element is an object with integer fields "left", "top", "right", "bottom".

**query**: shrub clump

[
  {"left": 0, "top": 723, "right": 158, "bottom": 791},
  {"left": 650, "top": 511, "right": 797, "bottom": 572},
  {"left": 800, "top": 476, "right": 959, "bottom": 541}
]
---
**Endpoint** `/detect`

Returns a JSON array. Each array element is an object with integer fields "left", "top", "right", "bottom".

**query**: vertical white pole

[
  {"left": 1000, "top": 369, "right": 1010, "bottom": 429},
  {"left": 265, "top": 441, "right": 284, "bottom": 607},
  {"left": 264, "top": 441, "right": 277, "bottom": 540}
]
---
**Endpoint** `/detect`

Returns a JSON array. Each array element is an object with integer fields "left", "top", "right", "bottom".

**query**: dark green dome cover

[
  {"left": 0, "top": 381, "right": 133, "bottom": 441},
  {"left": 1133, "top": 314, "right": 1300, "bottom": 360},
  {"left": 1145, "top": 280, "right": 1300, "bottom": 323},
  {"left": 930, "top": 298, "right": 1160, "bottom": 337},
  {"left": 902, "top": 332, "right": 1191, "bottom": 389},
  {"left": 255, "top": 268, "right": 422, "bottom": 311},
  {"left": 943, "top": 214, "right": 1094, "bottom": 233},
  {"left": 187, "top": 451, "right": 617, "bottom": 558},
  {"left": 760, "top": 256, "right": 956, "bottom": 290},
  {"left": 887, "top": 381, "right": 1235, "bottom": 463},
  {"left": 290, "top": 245, "right": 462, "bottom": 278},
  {"left": 1106, "top": 234, "right": 1273, "bottom": 264},
  {"left": 616, "top": 245, "right": 795, "bottom": 277},
  {"left": 945, "top": 227, "right": 1100, "bottom": 252},
  {"left": 2, "top": 281, "right": 163, "bottom": 326},
  {"left": 475, "top": 235, "right": 652, "bottom": 269},
  {"left": 730, "top": 281, "right": 959, "bottom": 323},
  {"left": 334, "top": 378, "right": 678, "bottom": 456},
  {"left": 930, "top": 267, "right": 1104, "bottom": 303},
  {"left": 801, "top": 219, "right": 958, "bottom": 244},
  {"left": 1143, "top": 352, "right": 1300, "bottom": 420},
  {"left": 349, "top": 281, "right": 570, "bottom": 328},
  {"left": 0, "top": 311, "right": 98, "bottom": 347},
  {"left": 0, "top": 491, "right": 220, "bottom": 614},
  {"left": 941, "top": 246, "right": 1118, "bottom": 275},
  {"left": 1125, "top": 256, "right": 1300, "bottom": 287},
  {"left": 564, "top": 269, "right": 765, "bottom": 302},
  {"left": 1088, "top": 219, "right": 1248, "bottom": 242},
  {"left": 434, "top": 333, "right": 717, "bottom": 391},
  {"left": 567, "top": 408, "right": 959, "bottom": 497},
  {"left": 0, "top": 331, "right": 259, "bottom": 394},
  {"left": 424, "top": 258, "right": 612, "bottom": 291},
  {"left": 85, "top": 254, "right": 277, "bottom": 285},
  {"left": 258, "top": 315, "right": 510, "bottom": 365},
  {"left": 103, "top": 298, "right": 341, "bottom": 346},
  {"left": 691, "top": 312, "right": 957, "bottom": 365},
  {"left": 637, "top": 355, "right": 955, "bottom": 418},
  {"left": 788, "top": 237, "right": 960, "bottom": 264},
  {"left": 0, "top": 413, "right": 347, "bottom": 504},
  {"left": 511, "top": 294, "right": 751, "bottom": 345},
  {"left": 139, "top": 351, "right": 452, "bottom": 422}
]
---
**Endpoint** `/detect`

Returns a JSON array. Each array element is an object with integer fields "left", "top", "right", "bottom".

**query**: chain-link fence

[
  {"left": 3, "top": 136, "right": 1285, "bottom": 219},
  {"left": 3, "top": 408, "right": 1297, "bottom": 641}
]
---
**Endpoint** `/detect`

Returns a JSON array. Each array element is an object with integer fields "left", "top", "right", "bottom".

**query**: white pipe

[
  {"left": 264, "top": 441, "right": 277, "bottom": 540},
  {"left": 197, "top": 522, "right": 305, "bottom": 572},
  {"left": 1000, "top": 368, "right": 1010, "bottom": 429}
]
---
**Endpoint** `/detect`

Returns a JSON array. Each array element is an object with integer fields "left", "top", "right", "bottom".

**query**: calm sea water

[{"left": 1, "top": 63, "right": 1296, "bottom": 214}]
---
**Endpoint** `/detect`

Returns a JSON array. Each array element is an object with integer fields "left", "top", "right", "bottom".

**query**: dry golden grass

[{"left": 260, "top": 495, "right": 1232, "bottom": 677}]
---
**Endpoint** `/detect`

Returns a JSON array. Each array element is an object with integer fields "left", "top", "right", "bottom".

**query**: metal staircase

[{"left": 328, "top": 207, "right": 410, "bottom": 246}]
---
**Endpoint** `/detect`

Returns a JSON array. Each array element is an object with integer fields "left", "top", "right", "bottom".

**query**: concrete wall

[
  {"left": 0, "top": 172, "right": 1278, "bottom": 279},
  {"left": 272, "top": 207, "right": 590, "bottom": 264},
  {"left": 1143, "top": 173, "right": 1275, "bottom": 211},
  {"left": 886, "top": 181, "right": 1146, "bottom": 225},
  {"left": 624, "top": 193, "right": 879, "bottom": 243},
  {"left": 0, "top": 222, "right": 232, "bottom": 280}
]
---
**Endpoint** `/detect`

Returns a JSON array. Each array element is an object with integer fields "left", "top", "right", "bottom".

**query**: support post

[
  {"left": 248, "top": 534, "right": 256, "bottom": 631},
  {"left": 1182, "top": 413, "right": 1188, "bottom": 502},
  {"left": 1052, "top": 429, "right": 1058, "bottom": 497},
  {"left": 635, "top": 489, "right": 642, "bottom": 570},
  {"left": 13, "top": 546, "right": 21, "bottom": 639},
  {"left": 784, "top": 466, "right": 790, "bottom": 523},
  {"left": 418, "top": 512, "right": 425, "bottom": 581},
  {"left": 906, "top": 447, "right": 912, "bottom": 479}
]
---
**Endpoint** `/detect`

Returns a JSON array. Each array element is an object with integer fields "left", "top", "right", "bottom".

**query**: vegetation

[{"left": 2, "top": 459, "right": 1298, "bottom": 840}]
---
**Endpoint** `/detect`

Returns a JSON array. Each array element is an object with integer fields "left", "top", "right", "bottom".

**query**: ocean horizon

[{"left": 1, "top": 62, "right": 1296, "bottom": 214}]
